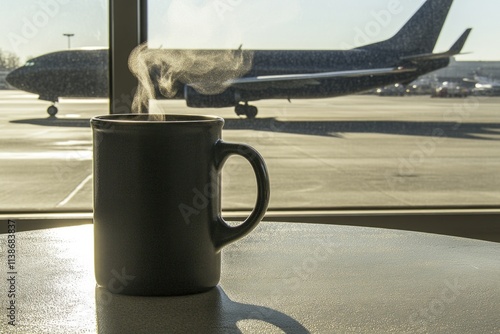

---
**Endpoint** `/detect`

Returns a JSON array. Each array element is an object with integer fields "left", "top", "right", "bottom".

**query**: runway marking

[
  {"left": 0, "top": 93, "right": 38, "bottom": 99},
  {"left": 288, "top": 143, "right": 414, "bottom": 206},
  {"left": 0, "top": 151, "right": 92, "bottom": 160},
  {"left": 25, "top": 129, "right": 51, "bottom": 138},
  {"left": 60, "top": 98, "right": 108, "bottom": 104},
  {"left": 56, "top": 174, "right": 92, "bottom": 208}
]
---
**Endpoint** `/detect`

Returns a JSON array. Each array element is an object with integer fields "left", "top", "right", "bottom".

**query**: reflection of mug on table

[
  {"left": 91, "top": 114, "right": 270, "bottom": 296},
  {"left": 95, "top": 286, "right": 309, "bottom": 333}
]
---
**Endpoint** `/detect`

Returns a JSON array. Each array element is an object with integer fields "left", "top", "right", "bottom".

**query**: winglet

[{"left": 449, "top": 28, "right": 472, "bottom": 54}]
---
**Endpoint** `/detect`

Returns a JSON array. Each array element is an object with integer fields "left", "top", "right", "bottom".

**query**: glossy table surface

[{"left": 1, "top": 222, "right": 499, "bottom": 333}]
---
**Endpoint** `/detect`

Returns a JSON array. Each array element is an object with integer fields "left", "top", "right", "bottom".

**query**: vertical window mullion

[{"left": 109, "top": 0, "right": 147, "bottom": 114}]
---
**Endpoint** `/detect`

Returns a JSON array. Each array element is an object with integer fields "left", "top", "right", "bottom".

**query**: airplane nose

[{"left": 5, "top": 68, "right": 22, "bottom": 89}]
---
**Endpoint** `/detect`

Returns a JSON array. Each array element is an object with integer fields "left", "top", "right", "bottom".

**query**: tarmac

[{"left": 1, "top": 90, "right": 499, "bottom": 212}]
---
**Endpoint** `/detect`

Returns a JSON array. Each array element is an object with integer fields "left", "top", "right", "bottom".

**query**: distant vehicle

[
  {"left": 7, "top": 0, "right": 471, "bottom": 118},
  {"left": 375, "top": 77, "right": 440, "bottom": 96},
  {"left": 376, "top": 84, "right": 406, "bottom": 96},
  {"left": 432, "top": 81, "right": 470, "bottom": 98},
  {"left": 404, "top": 77, "right": 439, "bottom": 96}
]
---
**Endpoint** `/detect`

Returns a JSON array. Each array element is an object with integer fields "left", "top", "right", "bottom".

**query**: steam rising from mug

[{"left": 128, "top": 44, "right": 254, "bottom": 113}]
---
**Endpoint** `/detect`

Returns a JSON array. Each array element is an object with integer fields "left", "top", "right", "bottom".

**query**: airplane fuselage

[
  {"left": 5, "top": 47, "right": 450, "bottom": 116},
  {"left": 7, "top": 47, "right": 450, "bottom": 100},
  {"left": 7, "top": 49, "right": 108, "bottom": 102},
  {"left": 243, "top": 50, "right": 449, "bottom": 98}
]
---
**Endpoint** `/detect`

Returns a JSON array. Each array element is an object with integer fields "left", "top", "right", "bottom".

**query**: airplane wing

[
  {"left": 401, "top": 29, "right": 472, "bottom": 62},
  {"left": 227, "top": 67, "right": 416, "bottom": 90}
]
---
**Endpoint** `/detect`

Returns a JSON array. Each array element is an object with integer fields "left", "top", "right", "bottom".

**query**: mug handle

[{"left": 213, "top": 140, "right": 270, "bottom": 251}]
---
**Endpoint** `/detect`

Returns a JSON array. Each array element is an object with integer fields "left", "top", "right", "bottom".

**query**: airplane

[
  {"left": 6, "top": 0, "right": 471, "bottom": 118},
  {"left": 6, "top": 48, "right": 108, "bottom": 116},
  {"left": 464, "top": 75, "right": 500, "bottom": 96}
]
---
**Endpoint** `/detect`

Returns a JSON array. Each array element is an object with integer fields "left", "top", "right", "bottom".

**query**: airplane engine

[{"left": 184, "top": 85, "right": 238, "bottom": 108}]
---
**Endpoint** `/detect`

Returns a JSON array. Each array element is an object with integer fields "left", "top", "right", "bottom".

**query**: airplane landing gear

[
  {"left": 47, "top": 104, "right": 58, "bottom": 117},
  {"left": 235, "top": 102, "right": 258, "bottom": 119}
]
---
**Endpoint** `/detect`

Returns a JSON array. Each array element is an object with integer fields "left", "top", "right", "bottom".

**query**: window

[
  {"left": 145, "top": 0, "right": 500, "bottom": 211},
  {"left": 0, "top": 0, "right": 108, "bottom": 212},
  {"left": 1, "top": 0, "right": 499, "bottom": 241}
]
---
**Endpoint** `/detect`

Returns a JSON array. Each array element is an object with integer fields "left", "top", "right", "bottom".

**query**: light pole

[{"left": 63, "top": 33, "right": 74, "bottom": 49}]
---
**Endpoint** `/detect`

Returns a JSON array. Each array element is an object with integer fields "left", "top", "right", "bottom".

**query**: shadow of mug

[{"left": 96, "top": 286, "right": 309, "bottom": 333}]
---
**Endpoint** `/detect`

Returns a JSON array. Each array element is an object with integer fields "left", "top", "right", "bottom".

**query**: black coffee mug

[{"left": 91, "top": 114, "right": 270, "bottom": 296}]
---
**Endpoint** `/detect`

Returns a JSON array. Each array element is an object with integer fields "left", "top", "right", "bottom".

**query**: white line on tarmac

[
  {"left": 60, "top": 98, "right": 108, "bottom": 104},
  {"left": 0, "top": 93, "right": 38, "bottom": 99},
  {"left": 0, "top": 151, "right": 92, "bottom": 160},
  {"left": 25, "top": 129, "right": 51, "bottom": 138},
  {"left": 56, "top": 174, "right": 92, "bottom": 208}
]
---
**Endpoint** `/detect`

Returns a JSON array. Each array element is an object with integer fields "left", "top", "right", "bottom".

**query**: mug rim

[{"left": 91, "top": 113, "right": 224, "bottom": 124}]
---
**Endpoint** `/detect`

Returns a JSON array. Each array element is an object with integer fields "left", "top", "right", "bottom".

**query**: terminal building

[
  {"left": 367, "top": 58, "right": 500, "bottom": 96},
  {"left": 430, "top": 58, "right": 500, "bottom": 81}
]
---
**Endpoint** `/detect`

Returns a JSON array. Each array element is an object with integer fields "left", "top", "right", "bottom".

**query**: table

[{"left": 1, "top": 222, "right": 499, "bottom": 333}]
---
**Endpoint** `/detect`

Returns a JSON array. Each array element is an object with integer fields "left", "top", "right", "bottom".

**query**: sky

[{"left": 1, "top": 0, "right": 499, "bottom": 63}]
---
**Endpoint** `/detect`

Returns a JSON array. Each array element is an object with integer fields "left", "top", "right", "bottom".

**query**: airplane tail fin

[{"left": 359, "top": 0, "right": 454, "bottom": 55}]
